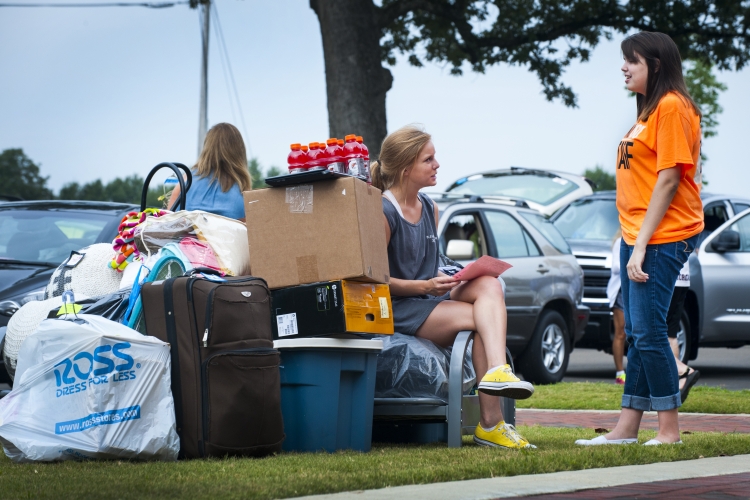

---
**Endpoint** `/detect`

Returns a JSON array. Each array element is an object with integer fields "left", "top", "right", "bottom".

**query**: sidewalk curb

[{"left": 299, "top": 454, "right": 750, "bottom": 500}]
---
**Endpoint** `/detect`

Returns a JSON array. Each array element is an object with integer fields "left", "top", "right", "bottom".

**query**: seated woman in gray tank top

[{"left": 372, "top": 125, "right": 536, "bottom": 450}]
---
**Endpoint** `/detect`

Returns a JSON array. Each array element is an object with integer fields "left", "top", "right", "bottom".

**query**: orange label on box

[{"left": 342, "top": 281, "right": 394, "bottom": 335}]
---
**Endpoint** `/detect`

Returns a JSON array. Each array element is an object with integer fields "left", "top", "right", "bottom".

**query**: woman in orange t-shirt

[{"left": 576, "top": 32, "right": 703, "bottom": 447}]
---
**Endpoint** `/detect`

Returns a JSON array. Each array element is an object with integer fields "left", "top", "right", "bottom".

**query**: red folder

[{"left": 452, "top": 256, "right": 512, "bottom": 281}]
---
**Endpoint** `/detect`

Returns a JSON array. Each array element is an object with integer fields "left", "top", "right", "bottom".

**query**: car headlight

[{"left": 0, "top": 288, "right": 46, "bottom": 317}]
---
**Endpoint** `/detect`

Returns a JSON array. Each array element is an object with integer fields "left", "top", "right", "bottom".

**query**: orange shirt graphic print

[
  {"left": 617, "top": 140, "right": 633, "bottom": 170},
  {"left": 615, "top": 93, "right": 704, "bottom": 245}
]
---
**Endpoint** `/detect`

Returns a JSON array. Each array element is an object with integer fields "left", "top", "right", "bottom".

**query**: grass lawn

[
  {"left": 516, "top": 383, "right": 750, "bottom": 414},
  {"left": 1, "top": 427, "right": 748, "bottom": 499}
]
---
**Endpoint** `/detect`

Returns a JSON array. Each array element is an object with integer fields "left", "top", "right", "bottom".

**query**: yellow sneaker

[
  {"left": 477, "top": 364, "right": 534, "bottom": 399},
  {"left": 474, "top": 422, "right": 537, "bottom": 450}
]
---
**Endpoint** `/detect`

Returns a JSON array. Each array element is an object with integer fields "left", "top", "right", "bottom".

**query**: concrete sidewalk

[
  {"left": 299, "top": 455, "right": 750, "bottom": 500},
  {"left": 517, "top": 409, "right": 750, "bottom": 433}
]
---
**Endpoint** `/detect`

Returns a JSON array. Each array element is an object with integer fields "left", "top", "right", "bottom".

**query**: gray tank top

[{"left": 382, "top": 192, "right": 440, "bottom": 293}]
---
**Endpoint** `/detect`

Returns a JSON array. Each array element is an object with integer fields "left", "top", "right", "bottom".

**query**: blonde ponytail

[
  {"left": 370, "top": 160, "right": 384, "bottom": 191},
  {"left": 369, "top": 125, "right": 431, "bottom": 192}
]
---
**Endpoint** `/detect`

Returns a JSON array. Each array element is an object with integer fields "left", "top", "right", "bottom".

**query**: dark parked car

[
  {"left": 550, "top": 191, "right": 750, "bottom": 362},
  {"left": 430, "top": 193, "right": 589, "bottom": 384},
  {"left": 0, "top": 200, "right": 136, "bottom": 384}
]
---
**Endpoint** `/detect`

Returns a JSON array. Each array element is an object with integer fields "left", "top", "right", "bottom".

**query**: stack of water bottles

[{"left": 287, "top": 134, "right": 370, "bottom": 183}]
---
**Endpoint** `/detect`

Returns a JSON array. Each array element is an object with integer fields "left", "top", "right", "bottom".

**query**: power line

[
  {"left": 0, "top": 1, "right": 188, "bottom": 7},
  {"left": 210, "top": 3, "right": 238, "bottom": 127},
  {"left": 211, "top": 1, "right": 252, "bottom": 158}
]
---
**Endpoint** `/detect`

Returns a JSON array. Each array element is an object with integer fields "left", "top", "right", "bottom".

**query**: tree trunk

[{"left": 311, "top": 0, "right": 392, "bottom": 159}]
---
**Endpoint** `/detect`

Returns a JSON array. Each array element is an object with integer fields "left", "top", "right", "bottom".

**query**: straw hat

[
  {"left": 3, "top": 296, "right": 63, "bottom": 378},
  {"left": 44, "top": 243, "right": 122, "bottom": 300}
]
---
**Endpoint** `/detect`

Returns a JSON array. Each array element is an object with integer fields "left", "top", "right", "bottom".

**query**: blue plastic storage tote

[{"left": 274, "top": 338, "right": 383, "bottom": 452}]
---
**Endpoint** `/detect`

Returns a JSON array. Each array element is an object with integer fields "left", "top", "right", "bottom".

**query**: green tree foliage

[
  {"left": 684, "top": 60, "right": 727, "bottom": 140},
  {"left": 59, "top": 176, "right": 163, "bottom": 208},
  {"left": 684, "top": 60, "right": 725, "bottom": 186},
  {"left": 0, "top": 148, "right": 54, "bottom": 200},
  {"left": 265, "top": 166, "right": 283, "bottom": 178},
  {"left": 378, "top": 0, "right": 749, "bottom": 107},
  {"left": 248, "top": 158, "right": 264, "bottom": 189},
  {"left": 583, "top": 165, "right": 616, "bottom": 192},
  {"left": 248, "top": 158, "right": 283, "bottom": 189}
]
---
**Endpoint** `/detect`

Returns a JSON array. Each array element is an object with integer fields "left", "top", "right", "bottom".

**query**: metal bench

[{"left": 372, "top": 330, "right": 516, "bottom": 447}]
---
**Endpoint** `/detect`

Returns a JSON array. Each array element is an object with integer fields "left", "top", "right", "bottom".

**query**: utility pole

[{"left": 197, "top": 0, "right": 210, "bottom": 156}]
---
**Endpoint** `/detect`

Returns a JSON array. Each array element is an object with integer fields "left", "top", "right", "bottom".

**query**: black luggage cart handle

[{"left": 141, "top": 162, "right": 193, "bottom": 212}]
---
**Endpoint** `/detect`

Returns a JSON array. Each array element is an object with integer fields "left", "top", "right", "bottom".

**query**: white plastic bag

[
  {"left": 0, "top": 315, "right": 179, "bottom": 462},
  {"left": 134, "top": 210, "right": 250, "bottom": 276}
]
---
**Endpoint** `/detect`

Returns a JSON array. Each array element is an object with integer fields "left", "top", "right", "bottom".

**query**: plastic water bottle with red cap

[
  {"left": 287, "top": 143, "right": 307, "bottom": 174},
  {"left": 356, "top": 136, "right": 371, "bottom": 183},
  {"left": 307, "top": 142, "right": 326, "bottom": 171},
  {"left": 343, "top": 134, "right": 365, "bottom": 178},
  {"left": 324, "top": 138, "right": 345, "bottom": 173}
]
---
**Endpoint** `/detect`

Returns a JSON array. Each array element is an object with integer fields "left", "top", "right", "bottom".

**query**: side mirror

[
  {"left": 446, "top": 239, "right": 475, "bottom": 260},
  {"left": 711, "top": 230, "right": 740, "bottom": 253}
]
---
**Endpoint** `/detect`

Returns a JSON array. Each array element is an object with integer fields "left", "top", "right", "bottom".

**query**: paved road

[
  {"left": 520, "top": 471, "right": 750, "bottom": 499},
  {"left": 303, "top": 455, "right": 750, "bottom": 500},
  {"left": 566, "top": 345, "right": 750, "bottom": 390}
]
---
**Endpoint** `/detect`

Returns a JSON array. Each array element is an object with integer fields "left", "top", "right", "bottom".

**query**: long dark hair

[{"left": 621, "top": 32, "right": 701, "bottom": 123}]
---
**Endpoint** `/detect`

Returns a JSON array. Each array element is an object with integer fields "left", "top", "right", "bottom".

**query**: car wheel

[
  {"left": 675, "top": 309, "right": 691, "bottom": 365},
  {"left": 518, "top": 310, "right": 570, "bottom": 385}
]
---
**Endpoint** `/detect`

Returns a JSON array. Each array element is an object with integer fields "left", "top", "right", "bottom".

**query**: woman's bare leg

[
  {"left": 417, "top": 277, "right": 510, "bottom": 426},
  {"left": 605, "top": 408, "right": 643, "bottom": 440},
  {"left": 613, "top": 308, "right": 626, "bottom": 372},
  {"left": 473, "top": 334, "right": 504, "bottom": 427},
  {"left": 415, "top": 276, "right": 508, "bottom": 368},
  {"left": 450, "top": 276, "right": 508, "bottom": 367},
  {"left": 669, "top": 338, "right": 691, "bottom": 390}
]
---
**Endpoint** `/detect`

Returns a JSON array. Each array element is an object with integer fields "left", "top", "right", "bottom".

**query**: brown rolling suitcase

[{"left": 141, "top": 272, "right": 284, "bottom": 458}]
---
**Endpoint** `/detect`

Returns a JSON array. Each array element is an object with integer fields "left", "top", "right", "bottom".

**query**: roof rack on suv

[{"left": 425, "top": 192, "right": 530, "bottom": 208}]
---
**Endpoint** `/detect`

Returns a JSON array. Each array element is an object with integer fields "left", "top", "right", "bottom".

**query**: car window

[
  {"left": 521, "top": 212, "right": 571, "bottom": 254},
  {"left": 0, "top": 210, "right": 112, "bottom": 265},
  {"left": 552, "top": 198, "right": 620, "bottom": 241},
  {"left": 484, "top": 211, "right": 540, "bottom": 258},
  {"left": 523, "top": 230, "right": 541, "bottom": 256},
  {"left": 728, "top": 214, "right": 750, "bottom": 252},
  {"left": 440, "top": 213, "right": 487, "bottom": 259},
  {"left": 703, "top": 203, "right": 729, "bottom": 234},
  {"left": 449, "top": 173, "right": 578, "bottom": 205},
  {"left": 733, "top": 202, "right": 750, "bottom": 214}
]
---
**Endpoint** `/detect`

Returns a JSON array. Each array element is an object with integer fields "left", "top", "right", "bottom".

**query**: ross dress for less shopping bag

[{"left": 0, "top": 315, "right": 179, "bottom": 462}]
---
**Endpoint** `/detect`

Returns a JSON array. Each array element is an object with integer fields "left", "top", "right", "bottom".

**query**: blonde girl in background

[{"left": 168, "top": 123, "right": 252, "bottom": 221}]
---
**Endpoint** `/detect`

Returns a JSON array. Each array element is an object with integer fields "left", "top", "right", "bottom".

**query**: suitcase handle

[
  {"left": 141, "top": 162, "right": 193, "bottom": 212},
  {"left": 185, "top": 267, "right": 223, "bottom": 277}
]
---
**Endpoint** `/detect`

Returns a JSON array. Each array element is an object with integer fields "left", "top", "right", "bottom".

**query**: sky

[{"left": 1, "top": 0, "right": 749, "bottom": 196}]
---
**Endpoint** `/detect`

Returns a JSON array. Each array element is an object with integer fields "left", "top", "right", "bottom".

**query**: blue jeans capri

[{"left": 619, "top": 234, "right": 699, "bottom": 412}]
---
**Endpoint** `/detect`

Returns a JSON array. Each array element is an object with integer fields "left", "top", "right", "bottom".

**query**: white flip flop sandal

[{"left": 575, "top": 435, "right": 638, "bottom": 446}]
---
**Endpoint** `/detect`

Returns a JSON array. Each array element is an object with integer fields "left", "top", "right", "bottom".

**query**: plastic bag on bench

[
  {"left": 0, "top": 315, "right": 179, "bottom": 462},
  {"left": 374, "top": 333, "right": 476, "bottom": 401}
]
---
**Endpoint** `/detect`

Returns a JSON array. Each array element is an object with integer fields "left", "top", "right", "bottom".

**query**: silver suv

[
  {"left": 551, "top": 191, "right": 750, "bottom": 362},
  {"left": 691, "top": 207, "right": 750, "bottom": 349},
  {"left": 430, "top": 193, "right": 589, "bottom": 384}
]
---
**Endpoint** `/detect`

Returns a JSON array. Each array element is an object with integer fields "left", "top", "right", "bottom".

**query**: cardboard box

[
  {"left": 243, "top": 177, "right": 389, "bottom": 289},
  {"left": 271, "top": 280, "right": 394, "bottom": 339}
]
